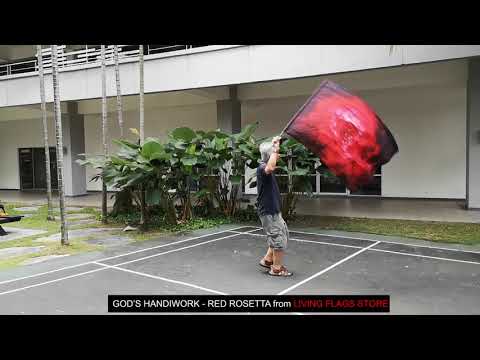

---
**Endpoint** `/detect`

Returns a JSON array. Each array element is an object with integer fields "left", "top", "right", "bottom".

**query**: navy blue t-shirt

[{"left": 256, "top": 162, "right": 281, "bottom": 215}]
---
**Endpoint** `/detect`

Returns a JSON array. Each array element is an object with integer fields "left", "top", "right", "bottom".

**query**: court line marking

[
  {"left": 244, "top": 231, "right": 480, "bottom": 266},
  {"left": 277, "top": 241, "right": 381, "bottom": 295},
  {"left": 0, "top": 229, "right": 257, "bottom": 297},
  {"left": 288, "top": 229, "right": 480, "bottom": 255},
  {"left": 0, "top": 226, "right": 245, "bottom": 286},
  {"left": 231, "top": 231, "right": 363, "bottom": 250},
  {"left": 94, "top": 262, "right": 227, "bottom": 295},
  {"left": 95, "top": 262, "right": 305, "bottom": 315},
  {"left": 3, "top": 225, "right": 477, "bottom": 299},
  {"left": 369, "top": 248, "right": 480, "bottom": 266},
  {"left": 111, "top": 229, "right": 260, "bottom": 267},
  {"left": 0, "top": 266, "right": 107, "bottom": 297}
]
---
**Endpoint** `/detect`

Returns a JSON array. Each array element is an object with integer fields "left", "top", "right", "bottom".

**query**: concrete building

[{"left": 0, "top": 45, "right": 479, "bottom": 210}]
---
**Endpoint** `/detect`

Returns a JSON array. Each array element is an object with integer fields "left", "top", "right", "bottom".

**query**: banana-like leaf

[
  {"left": 141, "top": 139, "right": 164, "bottom": 159},
  {"left": 171, "top": 127, "right": 196, "bottom": 142}
]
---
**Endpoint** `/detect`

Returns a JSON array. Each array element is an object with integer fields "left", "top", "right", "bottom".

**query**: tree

[
  {"left": 51, "top": 45, "right": 69, "bottom": 245},
  {"left": 37, "top": 45, "right": 54, "bottom": 221},
  {"left": 114, "top": 45, "right": 124, "bottom": 138},
  {"left": 139, "top": 45, "right": 145, "bottom": 145},
  {"left": 101, "top": 45, "right": 108, "bottom": 224},
  {"left": 138, "top": 45, "right": 146, "bottom": 228}
]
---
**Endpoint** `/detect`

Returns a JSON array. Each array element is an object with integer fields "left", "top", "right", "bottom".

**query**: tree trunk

[
  {"left": 139, "top": 45, "right": 145, "bottom": 145},
  {"left": 139, "top": 186, "right": 147, "bottom": 231},
  {"left": 37, "top": 45, "right": 54, "bottom": 221},
  {"left": 51, "top": 45, "right": 69, "bottom": 246},
  {"left": 101, "top": 45, "right": 108, "bottom": 224},
  {"left": 114, "top": 45, "right": 124, "bottom": 138}
]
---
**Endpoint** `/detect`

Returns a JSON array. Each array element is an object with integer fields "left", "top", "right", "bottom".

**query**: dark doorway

[{"left": 19, "top": 147, "right": 58, "bottom": 191}]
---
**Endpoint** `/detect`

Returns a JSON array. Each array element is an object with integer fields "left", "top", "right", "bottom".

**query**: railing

[{"left": 0, "top": 45, "right": 208, "bottom": 77}]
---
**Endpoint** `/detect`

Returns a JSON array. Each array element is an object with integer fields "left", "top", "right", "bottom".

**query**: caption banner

[{"left": 108, "top": 295, "right": 390, "bottom": 313}]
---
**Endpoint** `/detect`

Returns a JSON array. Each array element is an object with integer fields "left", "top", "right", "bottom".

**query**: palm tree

[
  {"left": 139, "top": 45, "right": 145, "bottom": 145},
  {"left": 37, "top": 45, "right": 54, "bottom": 221},
  {"left": 101, "top": 45, "right": 108, "bottom": 224},
  {"left": 114, "top": 45, "right": 124, "bottom": 138},
  {"left": 51, "top": 45, "right": 69, "bottom": 245},
  {"left": 138, "top": 45, "right": 146, "bottom": 229}
]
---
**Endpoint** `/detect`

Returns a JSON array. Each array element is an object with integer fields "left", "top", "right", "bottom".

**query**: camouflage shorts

[{"left": 259, "top": 213, "right": 289, "bottom": 250}]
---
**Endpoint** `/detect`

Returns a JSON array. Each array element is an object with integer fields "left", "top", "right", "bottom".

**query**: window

[
  {"left": 318, "top": 164, "right": 347, "bottom": 194},
  {"left": 317, "top": 164, "right": 381, "bottom": 196},
  {"left": 349, "top": 166, "right": 381, "bottom": 196}
]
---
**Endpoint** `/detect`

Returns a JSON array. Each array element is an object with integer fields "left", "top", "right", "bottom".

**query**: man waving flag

[{"left": 282, "top": 80, "right": 399, "bottom": 191}]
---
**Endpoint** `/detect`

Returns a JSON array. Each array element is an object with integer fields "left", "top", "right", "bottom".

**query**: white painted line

[
  {"left": 291, "top": 238, "right": 362, "bottom": 249},
  {"left": 0, "top": 266, "right": 106, "bottom": 296},
  {"left": 94, "top": 262, "right": 227, "bottom": 295},
  {"left": 0, "top": 261, "right": 98, "bottom": 286},
  {"left": 277, "top": 241, "right": 381, "bottom": 295},
  {"left": 289, "top": 229, "right": 480, "bottom": 255},
  {"left": 234, "top": 231, "right": 363, "bottom": 250},
  {"left": 370, "top": 248, "right": 480, "bottom": 266},
  {"left": 289, "top": 229, "right": 377, "bottom": 243},
  {"left": 242, "top": 229, "right": 480, "bottom": 266},
  {"left": 0, "top": 229, "right": 253, "bottom": 296},
  {"left": 99, "top": 227, "right": 244, "bottom": 262},
  {"left": 0, "top": 227, "right": 245, "bottom": 286},
  {"left": 112, "top": 228, "right": 260, "bottom": 267}
]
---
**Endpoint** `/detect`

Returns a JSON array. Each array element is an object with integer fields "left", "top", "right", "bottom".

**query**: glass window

[{"left": 318, "top": 164, "right": 347, "bottom": 194}]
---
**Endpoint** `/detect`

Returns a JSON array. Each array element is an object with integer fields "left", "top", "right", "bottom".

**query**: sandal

[
  {"left": 259, "top": 258, "right": 273, "bottom": 269},
  {"left": 268, "top": 266, "right": 293, "bottom": 277}
]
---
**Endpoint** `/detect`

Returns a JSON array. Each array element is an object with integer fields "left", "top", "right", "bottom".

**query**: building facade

[{"left": 0, "top": 45, "right": 479, "bottom": 208}]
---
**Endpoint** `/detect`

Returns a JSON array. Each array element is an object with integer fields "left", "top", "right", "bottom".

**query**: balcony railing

[{"left": 0, "top": 45, "right": 207, "bottom": 77}]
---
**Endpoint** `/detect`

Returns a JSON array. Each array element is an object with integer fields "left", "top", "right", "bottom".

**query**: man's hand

[
  {"left": 272, "top": 136, "right": 281, "bottom": 153},
  {"left": 265, "top": 136, "right": 282, "bottom": 174}
]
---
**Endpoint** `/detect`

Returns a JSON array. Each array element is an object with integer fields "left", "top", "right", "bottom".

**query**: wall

[
  {"left": 241, "top": 85, "right": 467, "bottom": 199},
  {"left": 0, "top": 117, "right": 56, "bottom": 189},
  {"left": 364, "top": 85, "right": 466, "bottom": 198},
  {"left": 2, "top": 45, "right": 480, "bottom": 108}
]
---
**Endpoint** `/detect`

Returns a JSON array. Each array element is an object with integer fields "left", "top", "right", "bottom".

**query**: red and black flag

[{"left": 283, "top": 80, "right": 399, "bottom": 191}]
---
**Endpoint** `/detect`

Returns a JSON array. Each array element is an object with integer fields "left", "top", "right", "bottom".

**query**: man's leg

[
  {"left": 272, "top": 249, "right": 284, "bottom": 270},
  {"left": 259, "top": 215, "right": 274, "bottom": 267},
  {"left": 264, "top": 246, "right": 274, "bottom": 263},
  {"left": 268, "top": 213, "right": 292, "bottom": 276}
]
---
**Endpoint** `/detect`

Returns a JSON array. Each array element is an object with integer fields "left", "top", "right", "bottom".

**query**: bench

[{"left": 0, "top": 205, "right": 23, "bottom": 236}]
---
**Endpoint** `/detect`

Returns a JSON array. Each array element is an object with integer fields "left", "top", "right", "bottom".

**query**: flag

[{"left": 284, "top": 80, "right": 399, "bottom": 191}]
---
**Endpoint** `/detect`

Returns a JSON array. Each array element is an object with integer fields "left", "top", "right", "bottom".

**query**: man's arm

[{"left": 264, "top": 136, "right": 281, "bottom": 175}]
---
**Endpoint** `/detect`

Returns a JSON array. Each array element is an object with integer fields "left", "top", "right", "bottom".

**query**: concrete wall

[
  {"left": 365, "top": 85, "right": 466, "bottom": 198},
  {"left": 0, "top": 117, "right": 56, "bottom": 189},
  {"left": 241, "top": 86, "right": 467, "bottom": 199},
  {"left": 2, "top": 45, "right": 480, "bottom": 108}
]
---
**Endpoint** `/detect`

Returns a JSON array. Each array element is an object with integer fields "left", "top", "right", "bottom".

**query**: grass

[
  {"left": 0, "top": 235, "right": 103, "bottom": 271},
  {"left": 0, "top": 203, "right": 232, "bottom": 269},
  {"left": 0, "top": 203, "right": 104, "bottom": 270},
  {"left": 294, "top": 215, "right": 480, "bottom": 246},
  {"left": 3, "top": 203, "right": 102, "bottom": 231}
]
